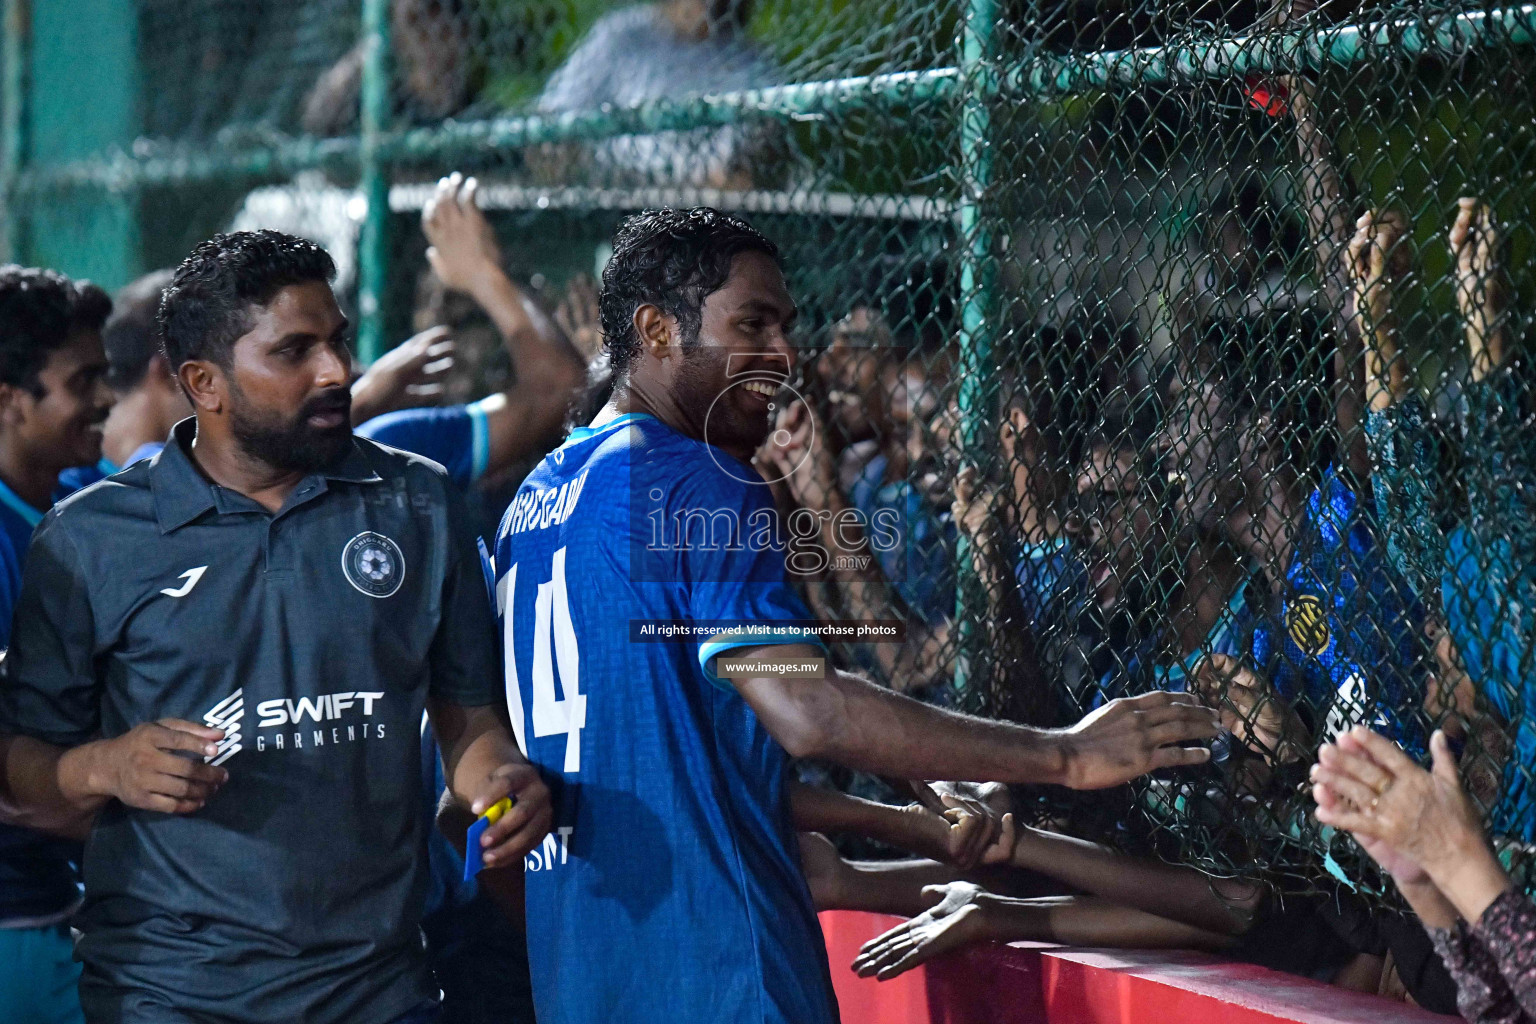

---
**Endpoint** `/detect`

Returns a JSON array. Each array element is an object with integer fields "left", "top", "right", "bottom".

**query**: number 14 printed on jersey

[{"left": 498, "top": 546, "right": 587, "bottom": 773}]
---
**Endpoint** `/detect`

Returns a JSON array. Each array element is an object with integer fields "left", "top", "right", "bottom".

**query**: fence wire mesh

[{"left": 7, "top": 0, "right": 1536, "bottom": 905}]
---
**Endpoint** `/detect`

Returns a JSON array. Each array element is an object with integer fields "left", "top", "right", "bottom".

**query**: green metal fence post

[
  {"left": 953, "top": 0, "right": 999, "bottom": 706},
  {"left": 356, "top": 0, "right": 391, "bottom": 364},
  {"left": 1, "top": 0, "right": 29, "bottom": 263},
  {"left": 24, "top": 0, "right": 140, "bottom": 286}
]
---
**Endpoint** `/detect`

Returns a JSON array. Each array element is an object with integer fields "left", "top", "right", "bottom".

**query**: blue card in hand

[{"left": 463, "top": 797, "right": 514, "bottom": 881}]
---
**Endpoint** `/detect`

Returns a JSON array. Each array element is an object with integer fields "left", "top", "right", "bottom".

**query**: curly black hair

[
  {"left": 599, "top": 208, "right": 779, "bottom": 375},
  {"left": 158, "top": 230, "right": 336, "bottom": 370},
  {"left": 0, "top": 265, "right": 112, "bottom": 396}
]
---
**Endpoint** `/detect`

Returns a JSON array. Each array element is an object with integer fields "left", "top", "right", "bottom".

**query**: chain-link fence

[{"left": 5, "top": 0, "right": 1536, "bottom": 905}]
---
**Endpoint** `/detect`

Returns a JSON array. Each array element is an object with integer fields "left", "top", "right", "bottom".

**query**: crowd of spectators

[
  {"left": 0, "top": 4, "right": 1532, "bottom": 1022},
  {"left": 735, "top": 72, "right": 1534, "bottom": 1024}
]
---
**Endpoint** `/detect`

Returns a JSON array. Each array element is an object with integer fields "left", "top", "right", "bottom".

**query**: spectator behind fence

[
  {"left": 953, "top": 411, "right": 1183, "bottom": 726},
  {"left": 0, "top": 230, "right": 551, "bottom": 1024},
  {"left": 533, "top": 0, "right": 780, "bottom": 188},
  {"left": 946, "top": 366, "right": 1082, "bottom": 726},
  {"left": 761, "top": 307, "right": 956, "bottom": 695},
  {"left": 0, "top": 265, "right": 110, "bottom": 1024},
  {"left": 1313, "top": 726, "right": 1536, "bottom": 1024},
  {"left": 854, "top": 420, "right": 1377, "bottom": 988},
  {"left": 847, "top": 312, "right": 1461, "bottom": 1006},
  {"left": 1357, "top": 198, "right": 1536, "bottom": 841},
  {"left": 1159, "top": 313, "right": 1430, "bottom": 761},
  {"left": 356, "top": 173, "right": 586, "bottom": 489},
  {"left": 302, "top": 0, "right": 472, "bottom": 136}
]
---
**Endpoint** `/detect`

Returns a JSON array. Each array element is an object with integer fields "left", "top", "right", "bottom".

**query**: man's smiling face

[
  {"left": 668, "top": 249, "right": 799, "bottom": 460},
  {"left": 21, "top": 328, "right": 114, "bottom": 471}
]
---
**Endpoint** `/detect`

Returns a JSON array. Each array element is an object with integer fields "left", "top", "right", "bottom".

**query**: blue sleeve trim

[
  {"left": 0, "top": 478, "right": 43, "bottom": 529},
  {"left": 698, "top": 629, "right": 825, "bottom": 690},
  {"left": 466, "top": 399, "right": 493, "bottom": 483}
]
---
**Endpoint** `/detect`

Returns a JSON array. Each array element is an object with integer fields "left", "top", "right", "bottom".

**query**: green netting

[{"left": 5, "top": 0, "right": 1536, "bottom": 905}]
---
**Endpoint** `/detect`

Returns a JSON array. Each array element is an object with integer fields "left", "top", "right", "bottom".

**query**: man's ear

[
  {"left": 0, "top": 381, "right": 32, "bottom": 430},
  {"left": 178, "top": 359, "right": 225, "bottom": 414},
  {"left": 632, "top": 304, "right": 679, "bottom": 361}
]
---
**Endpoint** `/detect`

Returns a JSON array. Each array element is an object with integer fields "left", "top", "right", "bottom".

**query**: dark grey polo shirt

[{"left": 0, "top": 418, "right": 502, "bottom": 1024}]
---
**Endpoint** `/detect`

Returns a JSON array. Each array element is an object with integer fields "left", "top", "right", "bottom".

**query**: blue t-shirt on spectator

[
  {"left": 0, "top": 475, "right": 45, "bottom": 651},
  {"left": 1368, "top": 375, "right": 1536, "bottom": 838},
  {"left": 1246, "top": 469, "right": 1428, "bottom": 755},
  {"left": 357, "top": 400, "right": 493, "bottom": 489},
  {"left": 1444, "top": 525, "right": 1536, "bottom": 839},
  {"left": 848, "top": 452, "right": 954, "bottom": 626},
  {"left": 1014, "top": 537, "right": 1088, "bottom": 628},
  {"left": 55, "top": 442, "right": 165, "bottom": 497}
]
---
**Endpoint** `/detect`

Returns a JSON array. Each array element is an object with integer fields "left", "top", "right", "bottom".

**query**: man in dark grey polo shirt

[{"left": 0, "top": 230, "right": 551, "bottom": 1024}]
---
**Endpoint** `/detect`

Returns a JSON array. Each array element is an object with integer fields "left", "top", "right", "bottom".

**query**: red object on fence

[{"left": 820, "top": 910, "right": 1455, "bottom": 1024}]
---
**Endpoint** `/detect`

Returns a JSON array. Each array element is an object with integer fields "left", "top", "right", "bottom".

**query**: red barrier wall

[{"left": 820, "top": 911, "right": 1456, "bottom": 1024}]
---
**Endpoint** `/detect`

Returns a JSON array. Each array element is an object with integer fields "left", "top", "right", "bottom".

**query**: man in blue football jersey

[
  {"left": 495, "top": 208, "right": 1221, "bottom": 1024},
  {"left": 357, "top": 173, "right": 586, "bottom": 488}
]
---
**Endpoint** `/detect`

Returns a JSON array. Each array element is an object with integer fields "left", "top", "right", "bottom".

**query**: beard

[
  {"left": 228, "top": 382, "right": 354, "bottom": 474},
  {"left": 675, "top": 344, "right": 774, "bottom": 456}
]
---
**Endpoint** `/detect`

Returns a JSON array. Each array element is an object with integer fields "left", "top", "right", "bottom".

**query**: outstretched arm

[
  {"left": 423, "top": 173, "right": 587, "bottom": 475},
  {"left": 726, "top": 645, "right": 1219, "bottom": 789},
  {"left": 1002, "top": 825, "right": 1261, "bottom": 936},
  {"left": 852, "top": 886, "right": 1234, "bottom": 980},
  {"left": 790, "top": 780, "right": 1014, "bottom": 869}
]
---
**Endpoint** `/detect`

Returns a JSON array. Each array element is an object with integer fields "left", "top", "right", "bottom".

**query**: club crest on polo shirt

[{"left": 342, "top": 531, "right": 406, "bottom": 598}]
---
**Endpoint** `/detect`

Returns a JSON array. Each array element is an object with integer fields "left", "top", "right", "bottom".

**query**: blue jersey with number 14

[{"left": 493, "top": 412, "right": 837, "bottom": 1024}]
